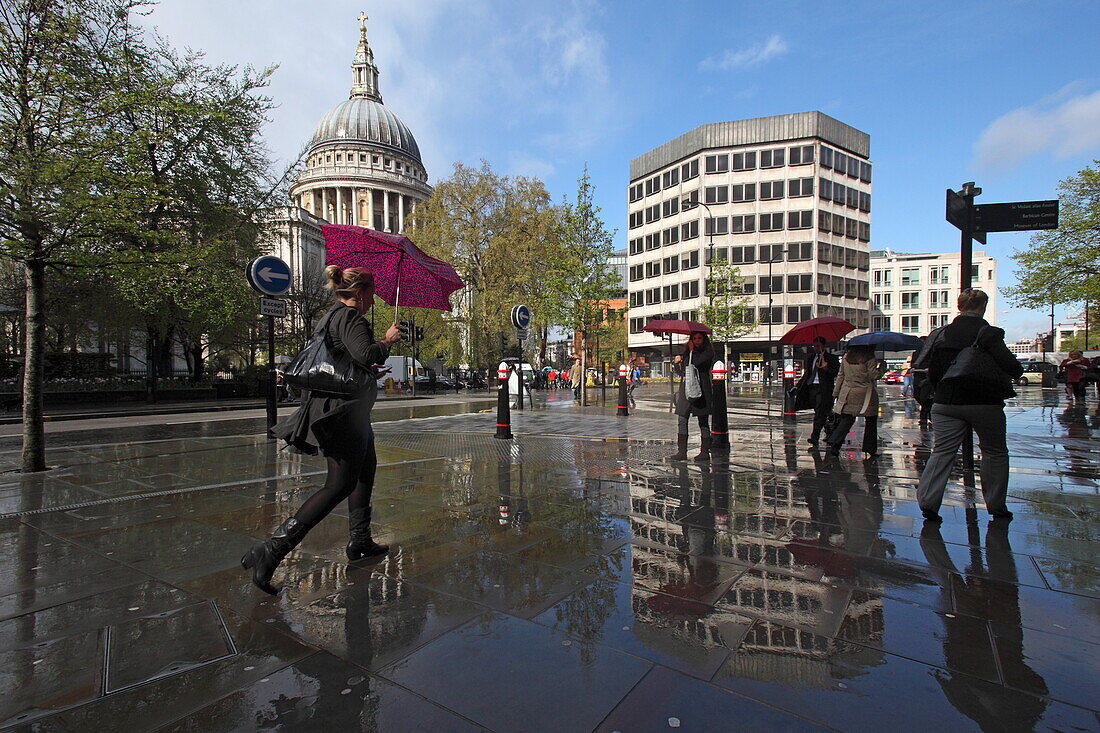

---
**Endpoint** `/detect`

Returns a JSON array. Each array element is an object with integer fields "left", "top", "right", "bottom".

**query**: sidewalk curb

[{"left": 0, "top": 394, "right": 493, "bottom": 425}]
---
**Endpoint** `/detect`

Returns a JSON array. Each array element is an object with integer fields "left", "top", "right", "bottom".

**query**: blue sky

[{"left": 140, "top": 0, "right": 1100, "bottom": 340}]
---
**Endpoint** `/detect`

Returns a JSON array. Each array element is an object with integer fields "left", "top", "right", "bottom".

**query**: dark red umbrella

[
  {"left": 642, "top": 319, "right": 712, "bottom": 335},
  {"left": 323, "top": 225, "right": 464, "bottom": 313},
  {"left": 780, "top": 317, "right": 854, "bottom": 344}
]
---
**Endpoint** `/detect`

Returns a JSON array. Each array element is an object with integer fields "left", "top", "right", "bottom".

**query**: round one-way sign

[
  {"left": 246, "top": 256, "right": 292, "bottom": 296},
  {"left": 511, "top": 304, "right": 531, "bottom": 330}
]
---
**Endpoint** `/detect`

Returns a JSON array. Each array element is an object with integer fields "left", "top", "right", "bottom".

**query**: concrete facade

[
  {"left": 869, "top": 249, "right": 997, "bottom": 335},
  {"left": 626, "top": 112, "right": 872, "bottom": 378}
]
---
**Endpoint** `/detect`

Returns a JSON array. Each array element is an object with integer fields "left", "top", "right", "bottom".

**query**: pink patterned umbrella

[{"left": 323, "top": 225, "right": 464, "bottom": 313}]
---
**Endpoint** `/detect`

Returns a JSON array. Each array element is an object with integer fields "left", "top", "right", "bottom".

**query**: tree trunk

[{"left": 22, "top": 259, "right": 47, "bottom": 472}]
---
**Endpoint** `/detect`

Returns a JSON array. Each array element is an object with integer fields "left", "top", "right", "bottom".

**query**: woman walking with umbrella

[
  {"left": 670, "top": 331, "right": 717, "bottom": 462},
  {"left": 241, "top": 266, "right": 401, "bottom": 594},
  {"left": 826, "top": 344, "right": 886, "bottom": 457}
]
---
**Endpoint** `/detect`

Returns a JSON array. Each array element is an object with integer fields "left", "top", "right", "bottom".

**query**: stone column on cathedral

[
  {"left": 337, "top": 187, "right": 345, "bottom": 225},
  {"left": 383, "top": 190, "right": 391, "bottom": 233},
  {"left": 367, "top": 188, "right": 375, "bottom": 230},
  {"left": 397, "top": 194, "right": 405, "bottom": 232},
  {"left": 320, "top": 189, "right": 328, "bottom": 222}
]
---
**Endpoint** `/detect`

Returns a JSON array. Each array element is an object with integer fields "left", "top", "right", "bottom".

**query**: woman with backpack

[
  {"left": 669, "top": 331, "right": 716, "bottom": 462},
  {"left": 826, "top": 344, "right": 885, "bottom": 457},
  {"left": 241, "top": 266, "right": 401, "bottom": 594}
]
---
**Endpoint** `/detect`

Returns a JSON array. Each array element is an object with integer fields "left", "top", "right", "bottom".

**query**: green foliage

[
  {"left": 1004, "top": 161, "right": 1100, "bottom": 309},
  {"left": 699, "top": 256, "right": 757, "bottom": 347}
]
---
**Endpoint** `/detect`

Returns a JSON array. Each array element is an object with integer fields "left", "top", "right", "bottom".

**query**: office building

[
  {"left": 869, "top": 249, "right": 997, "bottom": 336},
  {"left": 625, "top": 112, "right": 872, "bottom": 378}
]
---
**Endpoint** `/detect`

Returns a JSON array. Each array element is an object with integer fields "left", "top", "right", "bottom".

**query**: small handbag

[
  {"left": 685, "top": 362, "right": 703, "bottom": 400},
  {"left": 282, "top": 309, "right": 372, "bottom": 396}
]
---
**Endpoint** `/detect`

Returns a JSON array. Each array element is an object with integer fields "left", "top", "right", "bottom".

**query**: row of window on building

[
  {"left": 872, "top": 314, "right": 949, "bottom": 333},
  {"left": 628, "top": 303, "right": 869, "bottom": 334},
  {"left": 628, "top": 273, "right": 869, "bottom": 303},
  {"left": 307, "top": 150, "right": 424, "bottom": 181},
  {"left": 871, "top": 264, "right": 989, "bottom": 287},
  {"left": 873, "top": 290, "right": 957, "bottom": 311},
  {"left": 628, "top": 241, "right": 871, "bottom": 274},
  {"left": 628, "top": 144, "right": 870, "bottom": 203},
  {"left": 630, "top": 180, "right": 868, "bottom": 227},
  {"left": 630, "top": 208, "right": 870, "bottom": 243}
]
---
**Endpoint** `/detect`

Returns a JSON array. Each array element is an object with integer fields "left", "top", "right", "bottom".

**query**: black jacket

[
  {"left": 674, "top": 348, "right": 716, "bottom": 417},
  {"left": 918, "top": 313, "right": 1023, "bottom": 405},
  {"left": 793, "top": 351, "right": 839, "bottom": 411}
]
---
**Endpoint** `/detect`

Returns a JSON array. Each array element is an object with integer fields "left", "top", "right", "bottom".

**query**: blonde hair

[
  {"left": 957, "top": 288, "right": 989, "bottom": 312},
  {"left": 324, "top": 266, "right": 374, "bottom": 298}
]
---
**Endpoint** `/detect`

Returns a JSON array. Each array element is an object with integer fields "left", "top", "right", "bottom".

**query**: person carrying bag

[
  {"left": 915, "top": 289, "right": 1023, "bottom": 523},
  {"left": 241, "top": 266, "right": 401, "bottom": 595},
  {"left": 669, "top": 331, "right": 716, "bottom": 462}
]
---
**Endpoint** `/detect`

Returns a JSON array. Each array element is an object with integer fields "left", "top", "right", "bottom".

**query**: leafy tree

[
  {"left": 406, "top": 161, "right": 557, "bottom": 370},
  {"left": 543, "top": 166, "right": 619, "bottom": 404},
  {"left": 0, "top": 0, "right": 155, "bottom": 470},
  {"left": 1004, "top": 162, "right": 1100, "bottom": 311},
  {"left": 699, "top": 256, "right": 757, "bottom": 367}
]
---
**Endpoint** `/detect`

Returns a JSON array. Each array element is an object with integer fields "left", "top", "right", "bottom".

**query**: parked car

[{"left": 1014, "top": 361, "right": 1048, "bottom": 386}]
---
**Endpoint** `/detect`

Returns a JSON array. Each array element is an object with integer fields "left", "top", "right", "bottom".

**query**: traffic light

[
  {"left": 498, "top": 332, "right": 507, "bottom": 352},
  {"left": 415, "top": 326, "right": 424, "bottom": 342},
  {"left": 398, "top": 320, "right": 410, "bottom": 341}
]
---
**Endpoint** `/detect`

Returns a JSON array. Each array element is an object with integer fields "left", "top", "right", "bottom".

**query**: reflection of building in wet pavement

[{"left": 623, "top": 463, "right": 885, "bottom": 655}]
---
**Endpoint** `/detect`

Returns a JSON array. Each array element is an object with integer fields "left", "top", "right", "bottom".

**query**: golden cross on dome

[{"left": 357, "top": 11, "right": 368, "bottom": 28}]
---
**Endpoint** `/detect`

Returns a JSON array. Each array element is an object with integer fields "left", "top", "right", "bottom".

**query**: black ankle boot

[
  {"left": 694, "top": 435, "right": 712, "bottom": 462},
  {"left": 669, "top": 434, "right": 689, "bottom": 462},
  {"left": 241, "top": 517, "right": 306, "bottom": 595},
  {"left": 347, "top": 508, "right": 389, "bottom": 561}
]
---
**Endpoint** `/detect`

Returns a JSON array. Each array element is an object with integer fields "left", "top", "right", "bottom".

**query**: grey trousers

[{"left": 916, "top": 403, "right": 1010, "bottom": 515}]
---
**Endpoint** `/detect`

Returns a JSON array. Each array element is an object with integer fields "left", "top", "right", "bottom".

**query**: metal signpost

[
  {"left": 945, "top": 184, "right": 1059, "bottom": 508},
  {"left": 246, "top": 256, "right": 292, "bottom": 437}
]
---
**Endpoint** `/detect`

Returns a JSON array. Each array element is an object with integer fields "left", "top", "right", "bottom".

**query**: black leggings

[{"left": 292, "top": 440, "right": 377, "bottom": 529}]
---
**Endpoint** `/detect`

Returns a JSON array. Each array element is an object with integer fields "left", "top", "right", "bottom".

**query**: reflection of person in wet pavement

[
  {"left": 1057, "top": 403, "right": 1094, "bottom": 476},
  {"left": 919, "top": 521, "right": 1048, "bottom": 730}
]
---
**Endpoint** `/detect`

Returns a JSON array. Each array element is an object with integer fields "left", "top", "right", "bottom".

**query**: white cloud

[
  {"left": 700, "top": 35, "right": 788, "bottom": 71},
  {"left": 974, "top": 85, "right": 1100, "bottom": 173}
]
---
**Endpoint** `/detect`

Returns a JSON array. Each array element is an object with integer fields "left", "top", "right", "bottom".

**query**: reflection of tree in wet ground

[{"left": 548, "top": 572, "right": 621, "bottom": 667}]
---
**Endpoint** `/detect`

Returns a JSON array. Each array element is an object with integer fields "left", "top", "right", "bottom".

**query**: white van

[{"left": 378, "top": 355, "right": 425, "bottom": 386}]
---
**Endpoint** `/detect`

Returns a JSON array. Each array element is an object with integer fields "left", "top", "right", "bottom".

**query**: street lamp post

[{"left": 688, "top": 197, "right": 723, "bottom": 365}]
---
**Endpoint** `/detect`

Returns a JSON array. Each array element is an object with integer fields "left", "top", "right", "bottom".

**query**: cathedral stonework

[{"left": 288, "top": 13, "right": 431, "bottom": 233}]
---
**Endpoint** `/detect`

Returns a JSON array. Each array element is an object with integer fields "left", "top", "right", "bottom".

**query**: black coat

[
  {"left": 917, "top": 312, "right": 1023, "bottom": 406},
  {"left": 674, "top": 348, "right": 716, "bottom": 417},
  {"left": 793, "top": 351, "right": 839, "bottom": 411},
  {"left": 272, "top": 304, "right": 390, "bottom": 459}
]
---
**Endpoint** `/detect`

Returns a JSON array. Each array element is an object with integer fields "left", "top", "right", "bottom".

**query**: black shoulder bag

[
  {"left": 939, "top": 325, "right": 1015, "bottom": 401},
  {"left": 282, "top": 309, "right": 372, "bottom": 396}
]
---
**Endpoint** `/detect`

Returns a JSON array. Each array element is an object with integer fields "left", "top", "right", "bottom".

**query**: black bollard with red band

[
  {"left": 710, "top": 359, "right": 730, "bottom": 452},
  {"left": 616, "top": 363, "right": 630, "bottom": 416},
  {"left": 494, "top": 361, "right": 513, "bottom": 440}
]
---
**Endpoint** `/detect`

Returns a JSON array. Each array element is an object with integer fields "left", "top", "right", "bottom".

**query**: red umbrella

[
  {"left": 323, "top": 225, "right": 464, "bottom": 313},
  {"left": 780, "top": 317, "right": 854, "bottom": 344},
  {"left": 643, "top": 319, "right": 712, "bottom": 335}
]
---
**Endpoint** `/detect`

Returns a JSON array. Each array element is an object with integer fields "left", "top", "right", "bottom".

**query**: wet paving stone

[
  {"left": 532, "top": 574, "right": 749, "bottom": 680},
  {"left": 157, "top": 651, "right": 484, "bottom": 732},
  {"left": 597, "top": 665, "right": 827, "bottom": 732},
  {"left": 0, "top": 387, "right": 1097, "bottom": 728},
  {"left": 379, "top": 612, "right": 653, "bottom": 732}
]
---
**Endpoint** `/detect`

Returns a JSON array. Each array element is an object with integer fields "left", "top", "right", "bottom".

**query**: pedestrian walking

[
  {"left": 826, "top": 345, "right": 885, "bottom": 457},
  {"left": 242, "top": 266, "right": 402, "bottom": 594},
  {"left": 792, "top": 336, "right": 840, "bottom": 446},
  {"left": 628, "top": 357, "right": 642, "bottom": 408},
  {"left": 669, "top": 331, "right": 716, "bottom": 462},
  {"left": 1092, "top": 355, "right": 1100, "bottom": 399},
  {"left": 547, "top": 368, "right": 558, "bottom": 390},
  {"left": 901, "top": 355, "right": 914, "bottom": 397},
  {"left": 1059, "top": 351, "right": 1090, "bottom": 403},
  {"left": 914, "top": 289, "right": 1023, "bottom": 523},
  {"left": 569, "top": 358, "right": 582, "bottom": 400}
]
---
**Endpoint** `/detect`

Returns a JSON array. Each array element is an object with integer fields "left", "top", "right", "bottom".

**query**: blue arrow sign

[
  {"left": 246, "top": 256, "right": 292, "bottom": 296},
  {"left": 511, "top": 305, "right": 531, "bottom": 329}
]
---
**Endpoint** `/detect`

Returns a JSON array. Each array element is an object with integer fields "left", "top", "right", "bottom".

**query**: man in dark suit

[{"left": 793, "top": 336, "right": 840, "bottom": 446}]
